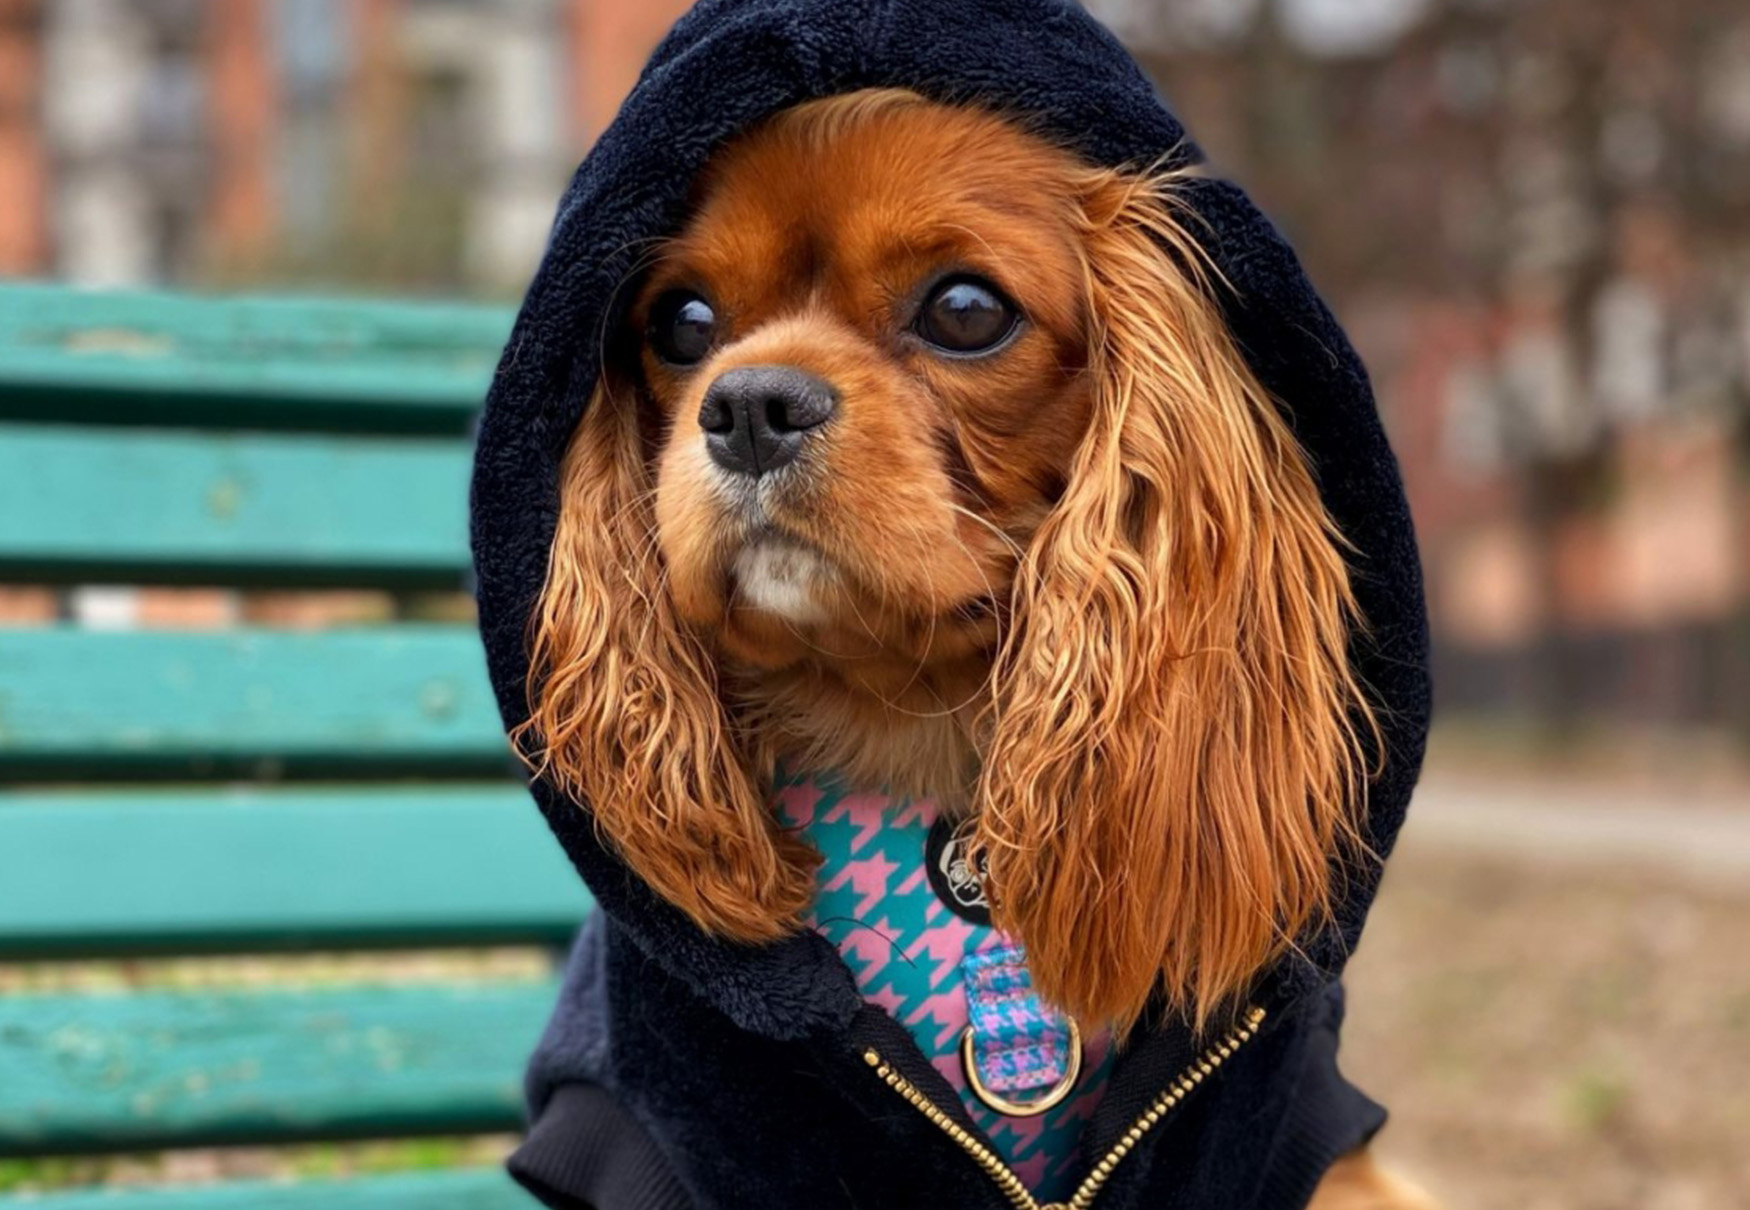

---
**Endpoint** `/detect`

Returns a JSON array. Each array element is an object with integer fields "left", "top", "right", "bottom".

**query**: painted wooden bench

[{"left": 0, "top": 284, "right": 589, "bottom": 1207}]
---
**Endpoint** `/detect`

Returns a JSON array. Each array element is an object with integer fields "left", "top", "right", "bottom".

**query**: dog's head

[{"left": 522, "top": 90, "right": 1375, "bottom": 1031}]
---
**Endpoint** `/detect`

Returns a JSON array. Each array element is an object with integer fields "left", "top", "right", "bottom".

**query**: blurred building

[{"left": 0, "top": 0, "right": 690, "bottom": 294}]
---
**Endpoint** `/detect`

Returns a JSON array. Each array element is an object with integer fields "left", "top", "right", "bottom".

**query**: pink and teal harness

[{"left": 774, "top": 771, "right": 1115, "bottom": 1200}]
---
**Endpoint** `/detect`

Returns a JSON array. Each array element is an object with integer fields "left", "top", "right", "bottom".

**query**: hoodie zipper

[{"left": 862, "top": 1006, "right": 1266, "bottom": 1210}]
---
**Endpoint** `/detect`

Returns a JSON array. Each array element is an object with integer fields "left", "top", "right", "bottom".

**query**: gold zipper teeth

[
  {"left": 862, "top": 1051, "right": 1042, "bottom": 1210},
  {"left": 862, "top": 1005, "right": 1266, "bottom": 1210},
  {"left": 1065, "top": 1007, "right": 1267, "bottom": 1210}
]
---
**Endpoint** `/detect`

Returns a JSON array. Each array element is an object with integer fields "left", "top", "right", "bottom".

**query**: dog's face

[
  {"left": 526, "top": 91, "right": 1374, "bottom": 1031},
  {"left": 632, "top": 95, "right": 1095, "bottom": 695}
]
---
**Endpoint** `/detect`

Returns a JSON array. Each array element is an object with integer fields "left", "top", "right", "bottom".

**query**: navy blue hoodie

[{"left": 470, "top": 2, "right": 1432, "bottom": 1207}]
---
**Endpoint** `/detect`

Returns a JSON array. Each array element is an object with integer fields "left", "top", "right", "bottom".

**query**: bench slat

[
  {"left": 0, "top": 980, "right": 557, "bottom": 1155},
  {"left": 0, "top": 628, "right": 508, "bottom": 776},
  {"left": 0, "top": 787, "right": 585, "bottom": 957},
  {"left": 0, "top": 1169, "right": 528, "bottom": 1210},
  {"left": 0, "top": 425, "right": 470, "bottom": 588},
  {"left": 0, "top": 284, "right": 512, "bottom": 435}
]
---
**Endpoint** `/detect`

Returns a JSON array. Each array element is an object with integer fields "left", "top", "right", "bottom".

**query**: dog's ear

[
  {"left": 516, "top": 372, "right": 816, "bottom": 943},
  {"left": 976, "top": 172, "right": 1376, "bottom": 1033}
]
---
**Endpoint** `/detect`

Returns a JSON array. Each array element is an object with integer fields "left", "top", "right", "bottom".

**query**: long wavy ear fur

[
  {"left": 514, "top": 384, "right": 817, "bottom": 943},
  {"left": 976, "top": 170, "right": 1376, "bottom": 1034}
]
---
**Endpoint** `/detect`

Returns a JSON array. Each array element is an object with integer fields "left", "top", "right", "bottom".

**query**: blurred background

[{"left": 0, "top": 1, "right": 1746, "bottom": 1207}]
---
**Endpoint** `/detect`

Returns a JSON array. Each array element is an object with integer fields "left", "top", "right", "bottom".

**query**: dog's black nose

[{"left": 699, "top": 366, "right": 837, "bottom": 477}]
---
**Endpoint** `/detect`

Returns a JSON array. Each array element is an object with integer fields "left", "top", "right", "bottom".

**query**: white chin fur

[{"left": 732, "top": 541, "right": 828, "bottom": 624}]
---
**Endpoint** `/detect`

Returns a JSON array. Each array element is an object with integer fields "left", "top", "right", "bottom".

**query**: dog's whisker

[
  {"left": 884, "top": 512, "right": 940, "bottom": 704},
  {"left": 946, "top": 502, "right": 1025, "bottom": 564},
  {"left": 593, "top": 241, "right": 675, "bottom": 376},
  {"left": 832, "top": 568, "right": 888, "bottom": 651}
]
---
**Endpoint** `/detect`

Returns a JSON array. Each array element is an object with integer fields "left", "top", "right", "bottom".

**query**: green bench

[{"left": 0, "top": 284, "right": 589, "bottom": 1206}]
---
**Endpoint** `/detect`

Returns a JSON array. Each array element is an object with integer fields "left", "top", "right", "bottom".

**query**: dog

[{"left": 514, "top": 88, "right": 1433, "bottom": 1209}]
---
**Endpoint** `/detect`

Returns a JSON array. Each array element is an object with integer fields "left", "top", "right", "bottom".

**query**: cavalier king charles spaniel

[{"left": 517, "top": 89, "right": 1431, "bottom": 1209}]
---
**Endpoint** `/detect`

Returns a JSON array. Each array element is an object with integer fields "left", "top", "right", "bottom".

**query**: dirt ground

[{"left": 1341, "top": 825, "right": 1750, "bottom": 1210}]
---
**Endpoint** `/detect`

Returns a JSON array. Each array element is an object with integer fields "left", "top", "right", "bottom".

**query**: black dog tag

[{"left": 925, "top": 814, "right": 993, "bottom": 926}]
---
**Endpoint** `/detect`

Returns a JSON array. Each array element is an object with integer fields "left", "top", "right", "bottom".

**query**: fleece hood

[{"left": 471, "top": 0, "right": 1431, "bottom": 1042}]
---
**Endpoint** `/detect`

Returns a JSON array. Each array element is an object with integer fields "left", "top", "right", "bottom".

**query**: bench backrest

[{"left": 0, "top": 284, "right": 588, "bottom": 1207}]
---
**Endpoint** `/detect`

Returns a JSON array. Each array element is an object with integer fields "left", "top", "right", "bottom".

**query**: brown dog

[{"left": 521, "top": 89, "right": 1432, "bottom": 1209}]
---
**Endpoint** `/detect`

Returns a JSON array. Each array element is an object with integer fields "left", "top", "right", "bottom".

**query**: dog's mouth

[
  {"left": 722, "top": 530, "right": 1000, "bottom": 641},
  {"left": 681, "top": 442, "right": 1013, "bottom": 648},
  {"left": 727, "top": 536, "right": 834, "bottom": 626}
]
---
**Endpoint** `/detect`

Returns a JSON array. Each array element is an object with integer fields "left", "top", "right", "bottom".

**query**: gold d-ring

[{"left": 959, "top": 1017, "right": 1083, "bottom": 1118}]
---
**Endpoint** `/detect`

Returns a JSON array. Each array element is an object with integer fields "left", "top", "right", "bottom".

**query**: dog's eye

[
  {"left": 917, "top": 277, "right": 1018, "bottom": 355},
  {"left": 649, "top": 291, "right": 718, "bottom": 366}
]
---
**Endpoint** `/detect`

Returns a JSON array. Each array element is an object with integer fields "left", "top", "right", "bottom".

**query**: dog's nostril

[
  {"left": 770, "top": 382, "right": 834, "bottom": 433},
  {"left": 698, "top": 394, "right": 736, "bottom": 435},
  {"left": 765, "top": 396, "right": 797, "bottom": 434}
]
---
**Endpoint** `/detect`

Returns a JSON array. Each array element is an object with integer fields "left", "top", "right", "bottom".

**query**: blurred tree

[{"left": 1113, "top": 0, "right": 1750, "bottom": 736}]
